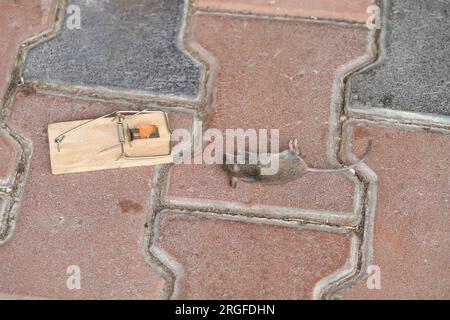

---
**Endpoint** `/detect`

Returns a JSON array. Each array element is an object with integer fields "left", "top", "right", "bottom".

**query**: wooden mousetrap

[{"left": 48, "top": 110, "right": 173, "bottom": 175}]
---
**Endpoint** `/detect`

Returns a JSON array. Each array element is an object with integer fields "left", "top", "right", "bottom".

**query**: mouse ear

[
  {"left": 289, "top": 139, "right": 300, "bottom": 154},
  {"left": 256, "top": 165, "right": 262, "bottom": 176},
  {"left": 293, "top": 139, "right": 299, "bottom": 151}
]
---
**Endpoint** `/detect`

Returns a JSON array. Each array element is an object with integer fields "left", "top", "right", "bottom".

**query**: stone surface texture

[
  {"left": 0, "top": 0, "right": 56, "bottom": 103},
  {"left": 0, "top": 132, "right": 19, "bottom": 185},
  {"left": 1, "top": 0, "right": 449, "bottom": 301},
  {"left": 339, "top": 123, "right": 450, "bottom": 299},
  {"left": 195, "top": 0, "right": 374, "bottom": 22},
  {"left": 348, "top": 0, "right": 450, "bottom": 116},
  {"left": 157, "top": 213, "right": 352, "bottom": 299},
  {"left": 24, "top": 0, "right": 201, "bottom": 99},
  {"left": 166, "top": 14, "right": 368, "bottom": 215},
  {"left": 0, "top": 91, "right": 192, "bottom": 299}
]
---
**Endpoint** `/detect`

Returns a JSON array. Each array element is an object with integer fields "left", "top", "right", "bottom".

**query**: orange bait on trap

[{"left": 129, "top": 124, "right": 159, "bottom": 140}]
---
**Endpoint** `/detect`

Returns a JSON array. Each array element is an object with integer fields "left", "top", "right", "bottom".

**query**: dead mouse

[{"left": 224, "top": 139, "right": 372, "bottom": 188}]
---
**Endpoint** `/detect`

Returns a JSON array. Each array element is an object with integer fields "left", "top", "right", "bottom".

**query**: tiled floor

[
  {"left": 0, "top": 91, "right": 192, "bottom": 299},
  {"left": 0, "top": 0, "right": 56, "bottom": 105},
  {"left": 348, "top": 0, "right": 450, "bottom": 116},
  {"left": 157, "top": 213, "right": 352, "bottom": 299},
  {"left": 0, "top": 131, "right": 19, "bottom": 185},
  {"left": 25, "top": 0, "right": 201, "bottom": 99},
  {"left": 194, "top": 0, "right": 375, "bottom": 22},
  {"left": 0, "top": 0, "right": 449, "bottom": 300},
  {"left": 166, "top": 14, "right": 368, "bottom": 224},
  {"left": 339, "top": 122, "right": 450, "bottom": 299}
]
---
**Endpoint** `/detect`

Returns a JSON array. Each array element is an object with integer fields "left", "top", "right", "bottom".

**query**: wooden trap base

[{"left": 48, "top": 112, "right": 173, "bottom": 175}]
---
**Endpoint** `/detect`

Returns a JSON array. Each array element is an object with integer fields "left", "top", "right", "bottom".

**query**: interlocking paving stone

[
  {"left": 339, "top": 123, "right": 450, "bottom": 299},
  {"left": 167, "top": 14, "right": 368, "bottom": 215},
  {"left": 348, "top": 0, "right": 450, "bottom": 116},
  {"left": 157, "top": 213, "right": 352, "bottom": 299},
  {"left": 0, "top": 91, "right": 192, "bottom": 299},
  {"left": 195, "top": 0, "right": 374, "bottom": 22},
  {"left": 0, "top": 131, "right": 20, "bottom": 185},
  {"left": 0, "top": 0, "right": 56, "bottom": 103},
  {"left": 3, "top": 0, "right": 447, "bottom": 301},
  {"left": 0, "top": 195, "right": 6, "bottom": 222},
  {"left": 24, "top": 0, "right": 201, "bottom": 99}
]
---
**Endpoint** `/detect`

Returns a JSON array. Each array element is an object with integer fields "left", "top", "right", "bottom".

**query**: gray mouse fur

[{"left": 224, "top": 139, "right": 372, "bottom": 188}]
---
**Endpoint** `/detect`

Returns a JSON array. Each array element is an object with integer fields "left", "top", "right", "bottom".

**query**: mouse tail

[{"left": 307, "top": 140, "right": 373, "bottom": 173}]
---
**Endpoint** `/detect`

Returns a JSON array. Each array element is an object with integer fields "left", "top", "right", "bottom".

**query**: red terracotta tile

[
  {"left": 0, "top": 91, "right": 192, "bottom": 299},
  {"left": 0, "top": 0, "right": 56, "bottom": 102},
  {"left": 157, "top": 212, "right": 352, "bottom": 299},
  {"left": 0, "top": 131, "right": 20, "bottom": 185},
  {"left": 339, "top": 123, "right": 450, "bottom": 299},
  {"left": 167, "top": 14, "right": 368, "bottom": 215},
  {"left": 194, "top": 0, "right": 374, "bottom": 23}
]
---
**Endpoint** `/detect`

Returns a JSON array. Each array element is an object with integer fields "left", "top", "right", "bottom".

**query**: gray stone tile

[
  {"left": 348, "top": 0, "right": 450, "bottom": 116},
  {"left": 24, "top": 0, "right": 201, "bottom": 99}
]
